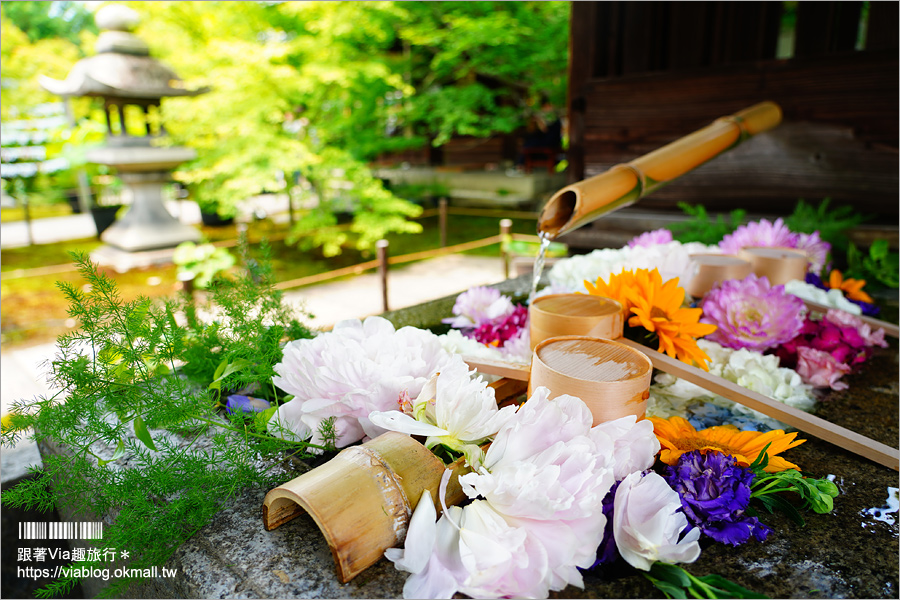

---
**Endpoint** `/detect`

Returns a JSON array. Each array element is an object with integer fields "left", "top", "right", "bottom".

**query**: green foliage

[
  {"left": 784, "top": 198, "right": 868, "bottom": 257},
  {"left": 745, "top": 445, "right": 841, "bottom": 527},
  {"left": 1, "top": 251, "right": 319, "bottom": 597},
  {"left": 1, "top": 1, "right": 96, "bottom": 45},
  {"left": 846, "top": 239, "right": 899, "bottom": 289},
  {"left": 176, "top": 237, "right": 313, "bottom": 398},
  {"left": 172, "top": 241, "right": 236, "bottom": 289},
  {"left": 646, "top": 562, "right": 767, "bottom": 599},
  {"left": 667, "top": 202, "right": 747, "bottom": 245}
]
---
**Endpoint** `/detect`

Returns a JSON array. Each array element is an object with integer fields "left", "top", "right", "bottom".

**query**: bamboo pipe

[{"left": 538, "top": 101, "right": 783, "bottom": 238}]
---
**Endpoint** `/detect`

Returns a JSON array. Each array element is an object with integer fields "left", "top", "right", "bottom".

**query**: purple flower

[
  {"left": 794, "top": 232, "right": 830, "bottom": 274},
  {"left": 700, "top": 274, "right": 806, "bottom": 351},
  {"left": 592, "top": 481, "right": 621, "bottom": 567},
  {"left": 805, "top": 272, "right": 827, "bottom": 290},
  {"left": 664, "top": 451, "right": 771, "bottom": 546},
  {"left": 628, "top": 228, "right": 673, "bottom": 248},
  {"left": 849, "top": 298, "right": 881, "bottom": 317},
  {"left": 226, "top": 394, "right": 271, "bottom": 414},
  {"left": 719, "top": 218, "right": 798, "bottom": 256}
]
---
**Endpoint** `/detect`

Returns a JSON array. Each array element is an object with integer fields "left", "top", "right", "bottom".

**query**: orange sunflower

[
  {"left": 826, "top": 269, "right": 874, "bottom": 304},
  {"left": 584, "top": 269, "right": 639, "bottom": 313},
  {"left": 650, "top": 415, "right": 805, "bottom": 473},
  {"left": 622, "top": 268, "right": 718, "bottom": 371}
]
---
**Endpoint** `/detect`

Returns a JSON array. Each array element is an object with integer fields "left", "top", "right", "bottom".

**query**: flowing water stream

[{"left": 528, "top": 231, "right": 553, "bottom": 306}]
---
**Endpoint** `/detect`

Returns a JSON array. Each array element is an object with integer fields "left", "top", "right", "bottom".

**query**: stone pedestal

[{"left": 86, "top": 146, "right": 200, "bottom": 253}]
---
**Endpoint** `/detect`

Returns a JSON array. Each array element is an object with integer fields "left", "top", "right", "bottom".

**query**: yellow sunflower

[
  {"left": 650, "top": 416, "right": 805, "bottom": 473},
  {"left": 584, "top": 269, "right": 639, "bottom": 313},
  {"left": 623, "top": 268, "right": 718, "bottom": 371},
  {"left": 827, "top": 270, "right": 874, "bottom": 304}
]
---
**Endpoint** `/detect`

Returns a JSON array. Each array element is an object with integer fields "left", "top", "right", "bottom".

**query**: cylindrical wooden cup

[
  {"left": 262, "top": 431, "right": 468, "bottom": 583},
  {"left": 738, "top": 246, "right": 808, "bottom": 286},
  {"left": 686, "top": 253, "right": 753, "bottom": 298},
  {"left": 530, "top": 293, "right": 624, "bottom": 350},
  {"left": 528, "top": 336, "right": 653, "bottom": 425}
]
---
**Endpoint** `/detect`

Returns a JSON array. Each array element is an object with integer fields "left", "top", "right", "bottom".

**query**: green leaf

[
  {"left": 647, "top": 577, "right": 688, "bottom": 599},
  {"left": 97, "top": 439, "right": 127, "bottom": 467},
  {"left": 651, "top": 562, "right": 693, "bottom": 587},
  {"left": 209, "top": 358, "right": 254, "bottom": 390},
  {"left": 132, "top": 415, "right": 157, "bottom": 452},
  {"left": 696, "top": 574, "right": 768, "bottom": 599},
  {"left": 870, "top": 238, "right": 889, "bottom": 261},
  {"left": 755, "top": 493, "right": 805, "bottom": 526}
]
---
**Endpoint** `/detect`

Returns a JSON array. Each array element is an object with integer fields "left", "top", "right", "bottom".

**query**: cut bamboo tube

[
  {"left": 263, "top": 432, "right": 469, "bottom": 583},
  {"left": 801, "top": 298, "right": 900, "bottom": 339},
  {"left": 538, "top": 101, "right": 782, "bottom": 238},
  {"left": 739, "top": 246, "right": 808, "bottom": 286}
]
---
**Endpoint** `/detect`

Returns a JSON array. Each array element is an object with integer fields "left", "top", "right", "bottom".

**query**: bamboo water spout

[{"left": 538, "top": 101, "right": 783, "bottom": 238}]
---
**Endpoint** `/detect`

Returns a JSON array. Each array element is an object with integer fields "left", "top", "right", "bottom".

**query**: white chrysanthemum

[
  {"left": 783, "top": 279, "right": 862, "bottom": 315},
  {"left": 268, "top": 317, "right": 458, "bottom": 450},
  {"left": 648, "top": 339, "right": 816, "bottom": 429},
  {"left": 546, "top": 241, "right": 719, "bottom": 294}
]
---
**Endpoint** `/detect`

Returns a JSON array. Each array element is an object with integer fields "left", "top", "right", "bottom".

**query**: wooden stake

[
  {"left": 500, "top": 218, "right": 512, "bottom": 279},
  {"left": 439, "top": 197, "right": 448, "bottom": 248},
  {"left": 376, "top": 239, "right": 389, "bottom": 313}
]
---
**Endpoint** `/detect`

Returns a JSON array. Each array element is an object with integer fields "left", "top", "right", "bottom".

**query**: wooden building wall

[{"left": 566, "top": 1, "right": 898, "bottom": 230}]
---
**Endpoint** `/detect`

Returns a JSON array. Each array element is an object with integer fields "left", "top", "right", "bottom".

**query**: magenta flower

[
  {"left": 628, "top": 228, "right": 673, "bottom": 248},
  {"left": 795, "top": 346, "right": 852, "bottom": 390},
  {"left": 719, "top": 218, "right": 798, "bottom": 256},
  {"left": 471, "top": 304, "right": 528, "bottom": 347},
  {"left": 700, "top": 274, "right": 806, "bottom": 351}
]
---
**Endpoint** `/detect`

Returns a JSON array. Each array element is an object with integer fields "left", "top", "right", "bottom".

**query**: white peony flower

[
  {"left": 459, "top": 387, "right": 616, "bottom": 592},
  {"left": 368, "top": 359, "right": 518, "bottom": 467},
  {"left": 648, "top": 339, "right": 816, "bottom": 430},
  {"left": 613, "top": 471, "right": 701, "bottom": 571},
  {"left": 268, "top": 317, "right": 458, "bottom": 450},
  {"left": 783, "top": 279, "right": 862, "bottom": 315},
  {"left": 442, "top": 286, "right": 514, "bottom": 329},
  {"left": 592, "top": 415, "right": 661, "bottom": 481}
]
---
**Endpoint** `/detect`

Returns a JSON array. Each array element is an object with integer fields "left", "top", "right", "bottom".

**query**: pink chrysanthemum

[
  {"left": 700, "top": 274, "right": 805, "bottom": 351},
  {"left": 718, "top": 218, "right": 798, "bottom": 256},
  {"left": 794, "top": 231, "right": 830, "bottom": 274},
  {"left": 628, "top": 228, "right": 673, "bottom": 248}
]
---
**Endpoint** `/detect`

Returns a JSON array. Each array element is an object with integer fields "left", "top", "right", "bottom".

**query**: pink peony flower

[
  {"left": 795, "top": 346, "right": 852, "bottom": 390},
  {"left": 700, "top": 274, "right": 806, "bottom": 351},
  {"left": 718, "top": 218, "right": 798, "bottom": 256},
  {"left": 628, "top": 228, "right": 673, "bottom": 248}
]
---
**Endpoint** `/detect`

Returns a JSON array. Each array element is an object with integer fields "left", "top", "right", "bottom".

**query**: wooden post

[
  {"left": 438, "top": 197, "right": 448, "bottom": 248},
  {"left": 500, "top": 218, "right": 512, "bottom": 279},
  {"left": 377, "top": 239, "right": 389, "bottom": 313}
]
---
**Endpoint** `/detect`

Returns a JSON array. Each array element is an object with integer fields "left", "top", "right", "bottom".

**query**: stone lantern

[{"left": 40, "top": 4, "right": 208, "bottom": 265}]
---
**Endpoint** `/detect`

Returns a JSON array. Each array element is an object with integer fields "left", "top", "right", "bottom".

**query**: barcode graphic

[{"left": 18, "top": 522, "right": 103, "bottom": 540}]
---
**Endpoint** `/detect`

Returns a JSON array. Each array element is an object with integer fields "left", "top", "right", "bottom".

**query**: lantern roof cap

[{"left": 39, "top": 4, "right": 209, "bottom": 100}]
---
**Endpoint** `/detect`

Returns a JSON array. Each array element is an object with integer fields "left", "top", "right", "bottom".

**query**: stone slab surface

[{"left": 23, "top": 276, "right": 900, "bottom": 598}]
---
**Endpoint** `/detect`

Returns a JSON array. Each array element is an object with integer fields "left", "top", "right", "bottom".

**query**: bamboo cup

[
  {"left": 528, "top": 336, "right": 653, "bottom": 425},
  {"left": 686, "top": 254, "right": 753, "bottom": 298},
  {"left": 529, "top": 293, "right": 624, "bottom": 349},
  {"left": 738, "top": 246, "right": 808, "bottom": 286},
  {"left": 262, "top": 431, "right": 468, "bottom": 583},
  {"left": 538, "top": 101, "right": 783, "bottom": 238}
]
